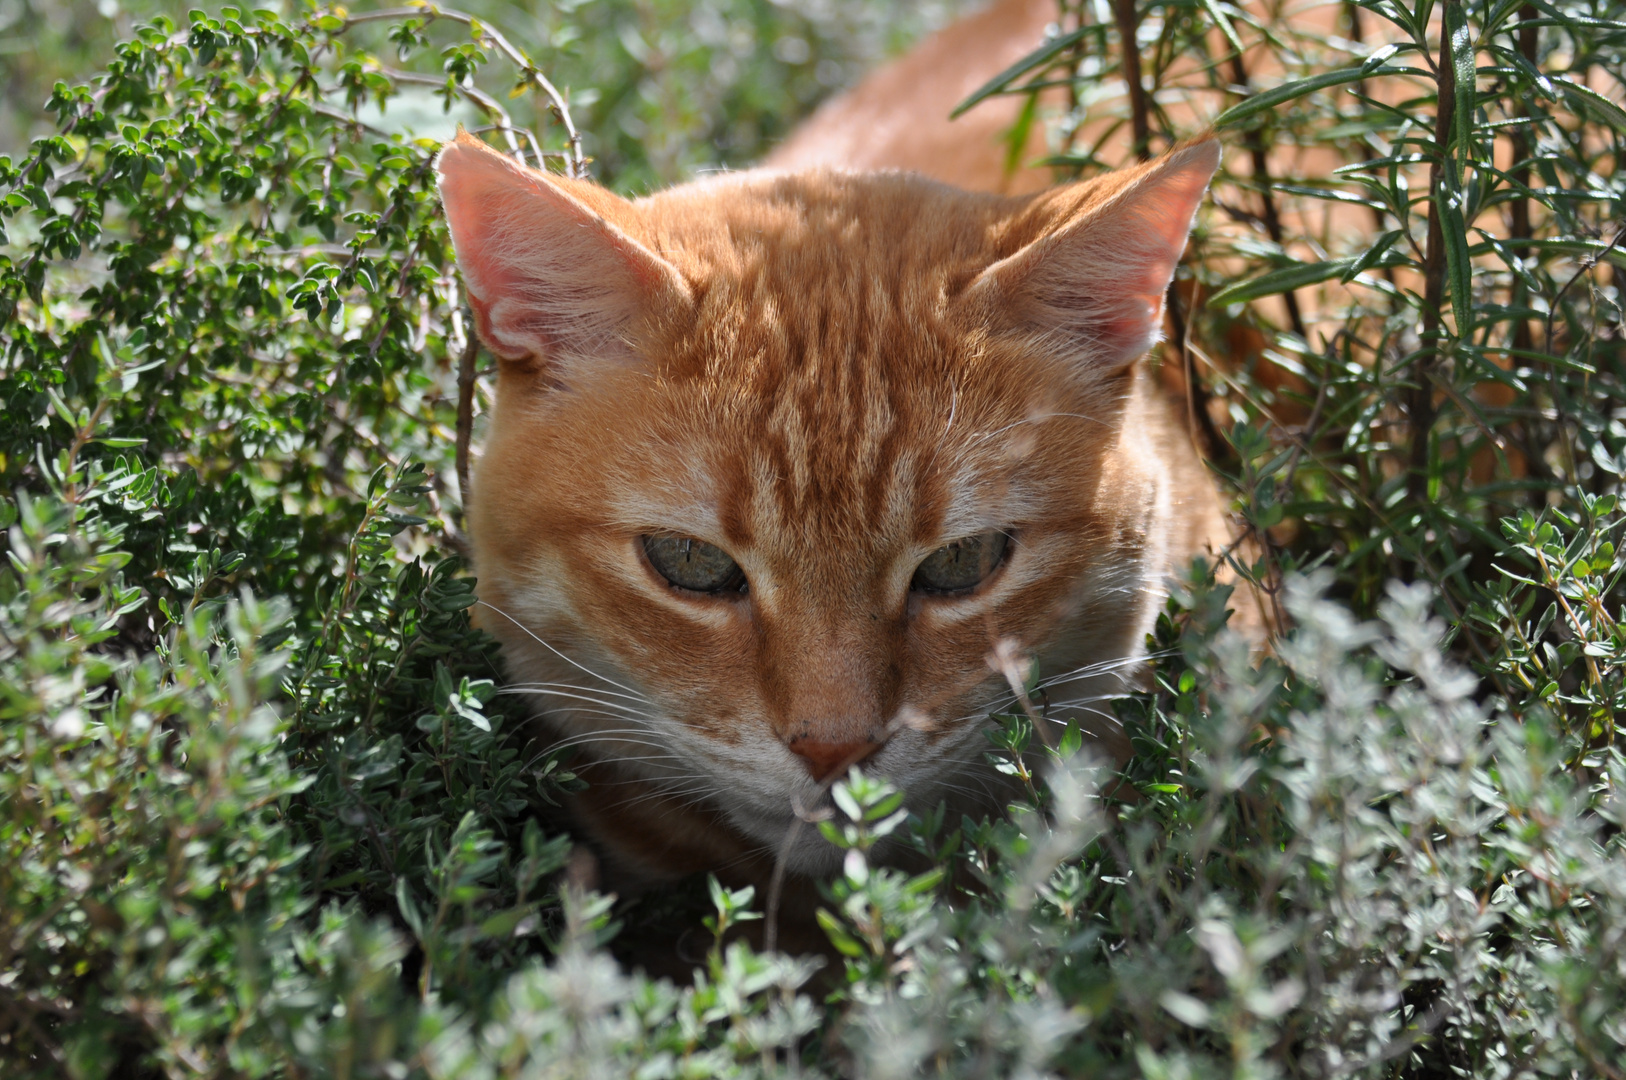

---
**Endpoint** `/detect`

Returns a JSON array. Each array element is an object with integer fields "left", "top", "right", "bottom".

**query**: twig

[
  {"left": 1277, "top": 346, "right": 1332, "bottom": 494},
  {"left": 371, "top": 65, "right": 556, "bottom": 171},
  {"left": 1544, "top": 226, "right": 1626, "bottom": 349},
  {"left": 1174, "top": 277, "right": 1225, "bottom": 460},
  {"left": 339, "top": 4, "right": 584, "bottom": 177},
  {"left": 990, "top": 636, "right": 1055, "bottom": 750},
  {"left": 1060, "top": 0, "right": 1086, "bottom": 157},
  {"left": 1227, "top": 50, "right": 1309, "bottom": 341},
  {"left": 1409, "top": 0, "right": 1461, "bottom": 506},
  {"left": 1112, "top": 0, "right": 1151, "bottom": 160},
  {"left": 762, "top": 814, "right": 808, "bottom": 955},
  {"left": 1346, "top": 1, "right": 1399, "bottom": 293},
  {"left": 308, "top": 101, "right": 389, "bottom": 137},
  {"left": 1509, "top": 4, "right": 1540, "bottom": 358},
  {"left": 455, "top": 316, "right": 479, "bottom": 515}
]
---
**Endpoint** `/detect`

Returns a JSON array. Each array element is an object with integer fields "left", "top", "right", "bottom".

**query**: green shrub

[{"left": 1, "top": 0, "right": 1622, "bottom": 1076}]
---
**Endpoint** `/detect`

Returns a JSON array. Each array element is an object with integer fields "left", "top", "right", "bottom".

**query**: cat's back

[{"left": 764, "top": 0, "right": 1058, "bottom": 194}]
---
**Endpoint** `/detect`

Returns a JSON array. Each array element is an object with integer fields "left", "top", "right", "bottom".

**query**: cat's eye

[
  {"left": 911, "top": 531, "right": 1010, "bottom": 595},
  {"left": 642, "top": 535, "right": 747, "bottom": 594}
]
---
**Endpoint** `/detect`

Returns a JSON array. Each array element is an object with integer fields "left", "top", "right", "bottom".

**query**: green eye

[
  {"left": 642, "top": 535, "right": 747, "bottom": 594},
  {"left": 912, "top": 531, "right": 1010, "bottom": 595}
]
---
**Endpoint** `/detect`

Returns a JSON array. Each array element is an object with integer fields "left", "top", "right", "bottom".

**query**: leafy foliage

[{"left": 2, "top": 0, "right": 1624, "bottom": 1077}]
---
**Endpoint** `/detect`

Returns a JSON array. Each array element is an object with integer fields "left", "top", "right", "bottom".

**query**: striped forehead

[
  {"left": 690, "top": 272, "right": 962, "bottom": 547},
  {"left": 617, "top": 356, "right": 1059, "bottom": 562}
]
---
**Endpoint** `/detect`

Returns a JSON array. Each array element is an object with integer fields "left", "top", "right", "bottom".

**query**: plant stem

[
  {"left": 1509, "top": 4, "right": 1538, "bottom": 356},
  {"left": 1167, "top": 281, "right": 1211, "bottom": 456},
  {"left": 456, "top": 319, "right": 479, "bottom": 515},
  {"left": 1112, "top": 0, "right": 1151, "bottom": 160},
  {"left": 1346, "top": 1, "right": 1398, "bottom": 292},
  {"left": 1410, "top": 0, "right": 1460, "bottom": 504},
  {"left": 1227, "top": 51, "right": 1308, "bottom": 341}
]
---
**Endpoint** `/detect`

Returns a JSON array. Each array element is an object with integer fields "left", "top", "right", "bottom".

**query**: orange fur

[
  {"left": 436, "top": 9, "right": 1245, "bottom": 886},
  {"left": 765, "top": 0, "right": 1059, "bottom": 194}
]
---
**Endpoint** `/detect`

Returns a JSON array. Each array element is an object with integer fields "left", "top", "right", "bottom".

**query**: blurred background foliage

[
  {"left": 1, "top": 0, "right": 1624, "bottom": 1076},
  {"left": 0, "top": 0, "right": 969, "bottom": 189}
]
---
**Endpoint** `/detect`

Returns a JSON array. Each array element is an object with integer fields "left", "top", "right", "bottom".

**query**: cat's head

[{"left": 437, "top": 132, "right": 1219, "bottom": 876}]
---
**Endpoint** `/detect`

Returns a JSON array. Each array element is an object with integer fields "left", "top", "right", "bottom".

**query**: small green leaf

[
  {"left": 1056, "top": 720, "right": 1083, "bottom": 759},
  {"left": 1343, "top": 229, "right": 1405, "bottom": 281},
  {"left": 1213, "top": 65, "right": 1406, "bottom": 129},
  {"left": 831, "top": 779, "right": 862, "bottom": 823},
  {"left": 1002, "top": 90, "right": 1039, "bottom": 180},
  {"left": 396, "top": 879, "right": 425, "bottom": 937},
  {"left": 1439, "top": 179, "right": 1474, "bottom": 333},
  {"left": 864, "top": 790, "right": 906, "bottom": 823},
  {"left": 1443, "top": 0, "right": 1476, "bottom": 183},
  {"left": 1554, "top": 77, "right": 1626, "bottom": 133},
  {"left": 951, "top": 24, "right": 1090, "bottom": 118},
  {"left": 1208, "top": 259, "right": 1351, "bottom": 306},
  {"left": 816, "top": 909, "right": 865, "bottom": 957},
  {"left": 1160, "top": 991, "right": 1212, "bottom": 1028},
  {"left": 1199, "top": 0, "right": 1246, "bottom": 56}
]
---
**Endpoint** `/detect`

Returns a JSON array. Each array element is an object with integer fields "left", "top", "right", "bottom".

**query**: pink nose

[{"left": 787, "top": 739, "right": 881, "bottom": 781}]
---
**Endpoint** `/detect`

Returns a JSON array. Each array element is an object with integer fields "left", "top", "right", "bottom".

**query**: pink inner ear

[
  {"left": 1129, "top": 143, "right": 1221, "bottom": 262},
  {"left": 436, "top": 135, "right": 682, "bottom": 368}
]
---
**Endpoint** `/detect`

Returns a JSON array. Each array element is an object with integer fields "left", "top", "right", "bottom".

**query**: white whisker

[
  {"left": 1030, "top": 649, "right": 1171, "bottom": 694},
  {"left": 534, "top": 726, "right": 669, "bottom": 752},
  {"left": 478, "top": 599, "right": 648, "bottom": 698},
  {"left": 543, "top": 732, "right": 673, "bottom": 756},
  {"left": 497, "top": 685, "right": 656, "bottom": 719},
  {"left": 502, "top": 679, "right": 653, "bottom": 706},
  {"left": 973, "top": 411, "right": 1109, "bottom": 443},
  {"left": 528, "top": 707, "right": 657, "bottom": 727}
]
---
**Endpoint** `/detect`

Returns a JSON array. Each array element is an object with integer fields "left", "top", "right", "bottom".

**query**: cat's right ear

[
  {"left": 962, "top": 138, "right": 1220, "bottom": 378},
  {"left": 435, "top": 131, "right": 690, "bottom": 373}
]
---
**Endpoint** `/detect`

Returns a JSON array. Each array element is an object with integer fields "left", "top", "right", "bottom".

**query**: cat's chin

[
  {"left": 764, "top": 825, "right": 849, "bottom": 879},
  {"left": 705, "top": 793, "right": 839, "bottom": 875}
]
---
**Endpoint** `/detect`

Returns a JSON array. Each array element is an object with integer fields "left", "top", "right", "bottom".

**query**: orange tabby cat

[{"left": 435, "top": 4, "right": 1240, "bottom": 886}]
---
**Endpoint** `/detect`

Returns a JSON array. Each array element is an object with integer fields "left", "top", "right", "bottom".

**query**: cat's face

[{"left": 438, "top": 134, "right": 1218, "bottom": 875}]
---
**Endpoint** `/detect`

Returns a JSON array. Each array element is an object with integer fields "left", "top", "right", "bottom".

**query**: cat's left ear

[{"left": 966, "top": 138, "right": 1220, "bottom": 374}]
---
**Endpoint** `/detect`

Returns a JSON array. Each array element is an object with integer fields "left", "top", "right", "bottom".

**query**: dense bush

[{"left": 1, "top": 0, "right": 1622, "bottom": 1076}]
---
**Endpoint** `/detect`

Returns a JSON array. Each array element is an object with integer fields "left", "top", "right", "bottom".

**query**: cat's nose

[{"left": 787, "top": 738, "right": 882, "bottom": 782}]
